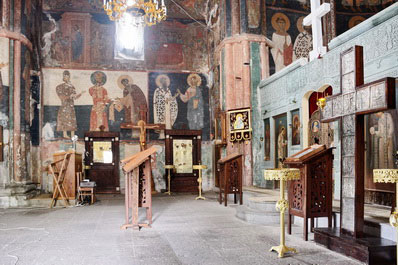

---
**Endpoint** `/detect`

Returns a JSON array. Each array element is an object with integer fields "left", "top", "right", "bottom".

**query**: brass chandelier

[{"left": 103, "top": 0, "right": 167, "bottom": 26}]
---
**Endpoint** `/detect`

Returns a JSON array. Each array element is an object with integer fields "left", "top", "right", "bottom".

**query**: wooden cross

[
  {"left": 303, "top": 0, "right": 330, "bottom": 61},
  {"left": 121, "top": 120, "right": 165, "bottom": 151},
  {"left": 321, "top": 46, "right": 396, "bottom": 237}
]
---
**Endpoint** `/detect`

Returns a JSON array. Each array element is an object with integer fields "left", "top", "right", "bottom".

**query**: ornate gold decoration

[
  {"left": 264, "top": 168, "right": 301, "bottom": 181},
  {"left": 372, "top": 168, "right": 398, "bottom": 264},
  {"left": 316, "top": 97, "right": 326, "bottom": 110},
  {"left": 276, "top": 199, "right": 289, "bottom": 212},
  {"left": 264, "top": 168, "right": 300, "bottom": 258},
  {"left": 228, "top": 108, "right": 252, "bottom": 144},
  {"left": 390, "top": 211, "right": 398, "bottom": 227},
  {"left": 193, "top": 164, "right": 207, "bottom": 200},
  {"left": 103, "top": 0, "right": 167, "bottom": 26},
  {"left": 373, "top": 169, "right": 398, "bottom": 183}
]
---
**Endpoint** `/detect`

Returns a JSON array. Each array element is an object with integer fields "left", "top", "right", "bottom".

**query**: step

[
  {"left": 235, "top": 204, "right": 284, "bottom": 225},
  {"left": 247, "top": 196, "right": 279, "bottom": 212}
]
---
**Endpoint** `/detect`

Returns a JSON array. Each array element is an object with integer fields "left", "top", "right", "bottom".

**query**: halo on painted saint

[
  {"left": 155, "top": 74, "right": 171, "bottom": 88},
  {"left": 117, "top": 75, "right": 133, "bottom": 89},
  {"left": 271, "top": 12, "right": 291, "bottom": 32},
  {"left": 187, "top": 73, "right": 202, "bottom": 87}
]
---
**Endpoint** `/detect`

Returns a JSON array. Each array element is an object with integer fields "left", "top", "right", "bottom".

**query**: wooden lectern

[
  {"left": 121, "top": 146, "right": 157, "bottom": 230},
  {"left": 284, "top": 144, "right": 333, "bottom": 241},
  {"left": 217, "top": 153, "right": 243, "bottom": 206}
]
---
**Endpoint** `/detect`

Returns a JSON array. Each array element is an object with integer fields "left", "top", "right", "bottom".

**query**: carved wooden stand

[
  {"left": 284, "top": 145, "right": 334, "bottom": 241},
  {"left": 218, "top": 153, "right": 243, "bottom": 206},
  {"left": 121, "top": 147, "right": 157, "bottom": 230},
  {"left": 264, "top": 168, "right": 300, "bottom": 258}
]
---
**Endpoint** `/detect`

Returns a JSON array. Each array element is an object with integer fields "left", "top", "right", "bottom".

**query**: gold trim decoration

[
  {"left": 103, "top": 0, "right": 167, "bottom": 26},
  {"left": 228, "top": 108, "right": 252, "bottom": 144},
  {"left": 373, "top": 169, "right": 398, "bottom": 183},
  {"left": 264, "top": 168, "right": 299, "bottom": 258},
  {"left": 264, "top": 168, "right": 300, "bottom": 181},
  {"left": 193, "top": 164, "right": 207, "bottom": 200}
]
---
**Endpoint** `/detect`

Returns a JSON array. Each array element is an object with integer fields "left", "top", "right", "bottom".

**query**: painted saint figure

[
  {"left": 89, "top": 71, "right": 110, "bottom": 131},
  {"left": 270, "top": 13, "right": 292, "bottom": 72},
  {"left": 56, "top": 70, "right": 83, "bottom": 138},
  {"left": 72, "top": 24, "right": 83, "bottom": 61},
  {"left": 292, "top": 114, "right": 300, "bottom": 145},
  {"left": 293, "top": 17, "right": 312, "bottom": 61},
  {"left": 153, "top": 74, "right": 178, "bottom": 130},
  {"left": 178, "top": 74, "right": 204, "bottom": 130},
  {"left": 277, "top": 126, "right": 288, "bottom": 168},
  {"left": 370, "top": 112, "right": 395, "bottom": 169},
  {"left": 117, "top": 75, "right": 147, "bottom": 124}
]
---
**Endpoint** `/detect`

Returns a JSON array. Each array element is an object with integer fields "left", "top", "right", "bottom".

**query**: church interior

[{"left": 1, "top": 0, "right": 398, "bottom": 264}]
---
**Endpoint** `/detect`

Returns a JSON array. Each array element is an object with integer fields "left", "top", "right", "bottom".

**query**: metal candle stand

[
  {"left": 164, "top": 165, "right": 174, "bottom": 195},
  {"left": 193, "top": 164, "right": 207, "bottom": 200},
  {"left": 264, "top": 168, "right": 301, "bottom": 258},
  {"left": 373, "top": 151, "right": 398, "bottom": 265}
]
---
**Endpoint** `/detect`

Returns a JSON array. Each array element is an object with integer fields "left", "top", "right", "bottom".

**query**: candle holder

[
  {"left": 264, "top": 168, "right": 301, "bottom": 258},
  {"left": 193, "top": 164, "right": 207, "bottom": 200},
  {"left": 164, "top": 165, "right": 174, "bottom": 195}
]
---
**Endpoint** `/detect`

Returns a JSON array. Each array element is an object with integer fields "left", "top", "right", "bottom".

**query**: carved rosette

[
  {"left": 276, "top": 199, "right": 289, "bottom": 212},
  {"left": 264, "top": 168, "right": 301, "bottom": 181}
]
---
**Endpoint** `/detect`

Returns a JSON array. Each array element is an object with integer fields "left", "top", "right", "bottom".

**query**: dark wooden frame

[
  {"left": 285, "top": 146, "right": 334, "bottom": 241},
  {"left": 84, "top": 131, "right": 120, "bottom": 193},
  {"left": 165, "top": 129, "right": 202, "bottom": 192},
  {"left": 320, "top": 47, "right": 396, "bottom": 237}
]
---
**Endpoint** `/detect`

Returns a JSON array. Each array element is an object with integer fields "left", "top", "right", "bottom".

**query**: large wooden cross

[
  {"left": 303, "top": 0, "right": 330, "bottom": 61},
  {"left": 121, "top": 120, "right": 165, "bottom": 151},
  {"left": 321, "top": 46, "right": 396, "bottom": 237}
]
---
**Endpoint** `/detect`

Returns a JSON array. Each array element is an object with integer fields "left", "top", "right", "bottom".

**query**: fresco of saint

[
  {"left": 270, "top": 13, "right": 293, "bottom": 72},
  {"left": 56, "top": 70, "right": 84, "bottom": 138},
  {"left": 153, "top": 74, "right": 178, "bottom": 130},
  {"left": 293, "top": 17, "right": 312, "bottom": 61},
  {"left": 370, "top": 112, "right": 395, "bottom": 169},
  {"left": 89, "top": 71, "right": 111, "bottom": 131},
  {"left": 178, "top": 74, "right": 204, "bottom": 130},
  {"left": 117, "top": 75, "right": 147, "bottom": 124}
]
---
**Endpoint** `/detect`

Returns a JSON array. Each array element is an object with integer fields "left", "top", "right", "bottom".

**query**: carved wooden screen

[{"left": 309, "top": 109, "right": 333, "bottom": 147}]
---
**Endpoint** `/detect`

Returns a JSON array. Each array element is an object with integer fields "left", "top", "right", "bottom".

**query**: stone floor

[{"left": 0, "top": 193, "right": 363, "bottom": 265}]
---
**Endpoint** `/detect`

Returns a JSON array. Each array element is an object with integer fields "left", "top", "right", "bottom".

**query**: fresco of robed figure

[
  {"left": 89, "top": 71, "right": 111, "bottom": 131},
  {"left": 56, "top": 70, "right": 85, "bottom": 138}
]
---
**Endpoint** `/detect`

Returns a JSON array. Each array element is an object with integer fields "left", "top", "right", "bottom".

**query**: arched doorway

[{"left": 301, "top": 85, "right": 333, "bottom": 148}]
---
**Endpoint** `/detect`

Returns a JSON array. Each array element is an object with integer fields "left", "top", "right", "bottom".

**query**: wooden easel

[
  {"left": 49, "top": 152, "right": 72, "bottom": 208},
  {"left": 121, "top": 120, "right": 165, "bottom": 194},
  {"left": 121, "top": 146, "right": 157, "bottom": 230}
]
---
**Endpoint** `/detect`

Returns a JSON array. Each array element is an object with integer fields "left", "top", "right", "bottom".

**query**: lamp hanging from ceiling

[{"left": 103, "top": 0, "right": 167, "bottom": 26}]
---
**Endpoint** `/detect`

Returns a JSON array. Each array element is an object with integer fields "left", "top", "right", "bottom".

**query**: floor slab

[{"left": 0, "top": 193, "right": 364, "bottom": 265}]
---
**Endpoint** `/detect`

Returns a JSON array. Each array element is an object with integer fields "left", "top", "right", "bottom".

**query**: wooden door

[
  {"left": 84, "top": 132, "right": 120, "bottom": 193},
  {"left": 165, "top": 129, "right": 202, "bottom": 192}
]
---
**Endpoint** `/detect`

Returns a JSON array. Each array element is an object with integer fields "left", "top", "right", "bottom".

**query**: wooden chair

[
  {"left": 76, "top": 171, "right": 96, "bottom": 205},
  {"left": 49, "top": 152, "right": 72, "bottom": 208}
]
